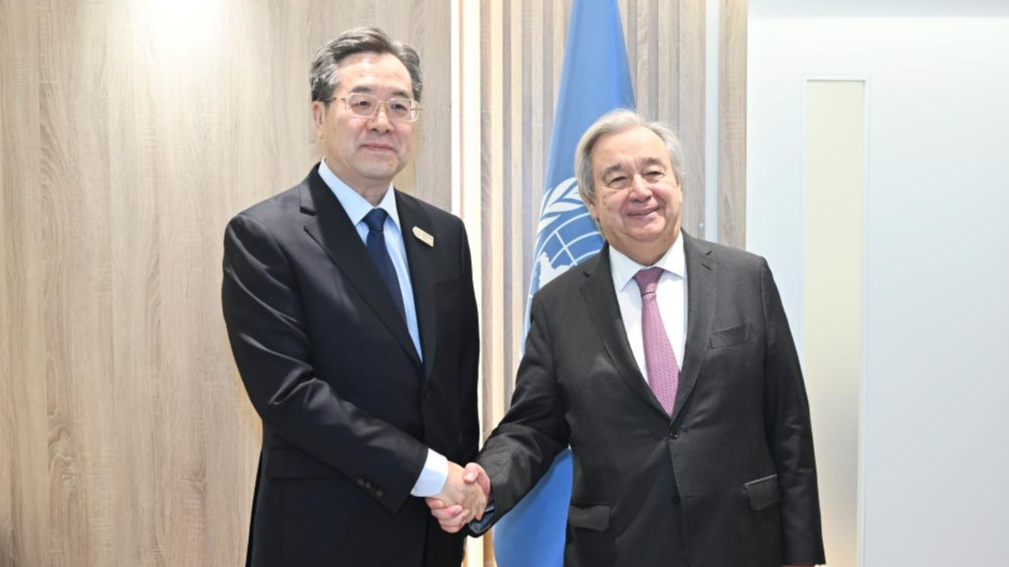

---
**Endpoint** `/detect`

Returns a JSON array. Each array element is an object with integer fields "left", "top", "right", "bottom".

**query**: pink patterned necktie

[{"left": 633, "top": 267, "right": 679, "bottom": 416}]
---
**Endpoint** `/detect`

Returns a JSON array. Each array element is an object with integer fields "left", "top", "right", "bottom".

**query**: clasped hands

[{"left": 425, "top": 462, "right": 490, "bottom": 533}]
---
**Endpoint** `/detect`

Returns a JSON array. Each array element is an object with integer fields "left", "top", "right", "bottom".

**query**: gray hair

[
  {"left": 574, "top": 109, "right": 685, "bottom": 204},
  {"left": 310, "top": 27, "right": 423, "bottom": 103}
]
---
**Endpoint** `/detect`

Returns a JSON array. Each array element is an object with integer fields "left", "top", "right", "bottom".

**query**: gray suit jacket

[{"left": 478, "top": 233, "right": 825, "bottom": 567}]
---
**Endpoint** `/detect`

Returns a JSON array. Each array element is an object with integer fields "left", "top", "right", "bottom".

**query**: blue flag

[{"left": 493, "top": 1, "right": 634, "bottom": 565}]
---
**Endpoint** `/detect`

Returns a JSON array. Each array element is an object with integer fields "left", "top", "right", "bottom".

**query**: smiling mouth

[
  {"left": 627, "top": 208, "right": 657, "bottom": 218},
  {"left": 362, "top": 144, "right": 395, "bottom": 152}
]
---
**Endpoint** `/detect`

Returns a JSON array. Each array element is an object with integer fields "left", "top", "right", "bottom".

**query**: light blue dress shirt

[{"left": 318, "top": 159, "right": 448, "bottom": 497}]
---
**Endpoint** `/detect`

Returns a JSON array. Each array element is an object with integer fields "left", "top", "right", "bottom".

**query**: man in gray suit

[{"left": 431, "top": 109, "right": 825, "bottom": 567}]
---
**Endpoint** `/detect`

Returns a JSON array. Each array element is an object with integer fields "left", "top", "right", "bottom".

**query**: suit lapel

[
  {"left": 580, "top": 247, "right": 669, "bottom": 419},
  {"left": 299, "top": 168, "right": 421, "bottom": 368},
  {"left": 397, "top": 192, "right": 437, "bottom": 384},
  {"left": 673, "top": 232, "right": 718, "bottom": 422}
]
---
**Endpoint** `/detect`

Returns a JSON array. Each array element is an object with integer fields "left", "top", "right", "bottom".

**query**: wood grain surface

[{"left": 719, "top": 0, "right": 747, "bottom": 248}]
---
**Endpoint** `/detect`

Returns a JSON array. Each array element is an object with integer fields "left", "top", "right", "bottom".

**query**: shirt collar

[
  {"left": 318, "top": 158, "right": 401, "bottom": 231},
  {"left": 609, "top": 231, "right": 687, "bottom": 291}
]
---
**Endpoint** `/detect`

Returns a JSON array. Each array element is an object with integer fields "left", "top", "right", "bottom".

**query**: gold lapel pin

[{"left": 412, "top": 226, "right": 434, "bottom": 248}]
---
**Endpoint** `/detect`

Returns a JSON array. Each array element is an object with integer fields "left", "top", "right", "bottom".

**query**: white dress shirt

[
  {"left": 318, "top": 159, "right": 448, "bottom": 497},
  {"left": 609, "top": 233, "right": 689, "bottom": 380}
]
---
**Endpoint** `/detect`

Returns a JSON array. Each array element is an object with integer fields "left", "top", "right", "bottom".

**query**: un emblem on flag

[{"left": 527, "top": 177, "right": 605, "bottom": 308}]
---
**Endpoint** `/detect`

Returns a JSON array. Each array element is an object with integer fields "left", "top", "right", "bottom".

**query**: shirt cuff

[{"left": 410, "top": 449, "right": 448, "bottom": 497}]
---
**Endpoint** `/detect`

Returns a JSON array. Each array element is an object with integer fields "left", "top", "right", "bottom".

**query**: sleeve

[
  {"left": 475, "top": 293, "right": 570, "bottom": 520},
  {"left": 760, "top": 258, "right": 827, "bottom": 565},
  {"left": 455, "top": 222, "right": 481, "bottom": 466},
  {"left": 221, "top": 212, "right": 428, "bottom": 513}
]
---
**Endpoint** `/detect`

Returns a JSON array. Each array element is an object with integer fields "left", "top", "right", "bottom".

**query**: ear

[
  {"left": 585, "top": 196, "right": 600, "bottom": 221},
  {"left": 311, "top": 101, "right": 327, "bottom": 137}
]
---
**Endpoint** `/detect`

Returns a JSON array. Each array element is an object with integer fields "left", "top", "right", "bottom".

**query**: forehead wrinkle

[{"left": 638, "top": 156, "right": 668, "bottom": 169}]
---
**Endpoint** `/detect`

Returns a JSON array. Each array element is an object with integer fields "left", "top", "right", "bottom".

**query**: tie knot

[
  {"left": 364, "top": 208, "right": 388, "bottom": 232},
  {"left": 633, "top": 267, "right": 663, "bottom": 296}
]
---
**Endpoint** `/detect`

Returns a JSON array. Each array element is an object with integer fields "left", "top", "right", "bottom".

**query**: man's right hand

[{"left": 425, "top": 462, "right": 490, "bottom": 533}]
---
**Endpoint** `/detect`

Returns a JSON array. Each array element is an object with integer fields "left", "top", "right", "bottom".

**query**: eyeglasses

[{"left": 332, "top": 93, "right": 421, "bottom": 123}]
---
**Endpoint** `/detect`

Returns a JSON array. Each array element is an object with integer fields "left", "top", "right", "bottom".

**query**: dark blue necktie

[{"left": 363, "top": 208, "right": 406, "bottom": 321}]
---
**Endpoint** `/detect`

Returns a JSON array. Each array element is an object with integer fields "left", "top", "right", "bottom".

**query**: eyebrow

[
  {"left": 600, "top": 164, "right": 626, "bottom": 179},
  {"left": 599, "top": 157, "right": 667, "bottom": 180},
  {"left": 348, "top": 85, "right": 413, "bottom": 99}
]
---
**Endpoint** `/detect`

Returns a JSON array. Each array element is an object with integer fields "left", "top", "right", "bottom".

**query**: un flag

[{"left": 527, "top": 177, "right": 605, "bottom": 318}]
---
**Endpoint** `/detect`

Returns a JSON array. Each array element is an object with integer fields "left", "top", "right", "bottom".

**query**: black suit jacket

[
  {"left": 222, "top": 165, "right": 479, "bottom": 567},
  {"left": 478, "top": 234, "right": 825, "bottom": 567}
]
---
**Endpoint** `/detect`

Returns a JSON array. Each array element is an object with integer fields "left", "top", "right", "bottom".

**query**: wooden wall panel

[
  {"left": 719, "top": 0, "right": 748, "bottom": 248},
  {"left": 0, "top": 1, "right": 452, "bottom": 565},
  {"left": 679, "top": 0, "right": 708, "bottom": 239},
  {"left": 478, "top": 1, "right": 506, "bottom": 561},
  {"left": 1, "top": 1, "right": 48, "bottom": 565}
]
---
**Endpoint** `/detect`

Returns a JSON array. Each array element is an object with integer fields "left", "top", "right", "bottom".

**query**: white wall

[{"left": 748, "top": 5, "right": 1009, "bottom": 566}]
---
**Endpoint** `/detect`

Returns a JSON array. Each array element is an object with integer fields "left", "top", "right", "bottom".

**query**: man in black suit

[
  {"left": 222, "top": 27, "right": 483, "bottom": 567},
  {"left": 432, "top": 109, "right": 825, "bottom": 567}
]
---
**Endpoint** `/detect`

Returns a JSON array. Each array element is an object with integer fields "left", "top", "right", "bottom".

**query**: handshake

[{"left": 425, "top": 461, "right": 491, "bottom": 534}]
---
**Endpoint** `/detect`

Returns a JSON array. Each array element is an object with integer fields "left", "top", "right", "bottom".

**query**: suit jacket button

[
  {"left": 375, "top": 488, "right": 385, "bottom": 498},
  {"left": 669, "top": 428, "right": 680, "bottom": 439},
  {"left": 422, "top": 388, "right": 432, "bottom": 401},
  {"left": 357, "top": 478, "right": 366, "bottom": 487}
]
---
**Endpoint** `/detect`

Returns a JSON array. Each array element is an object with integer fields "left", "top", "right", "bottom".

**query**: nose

[
  {"left": 628, "top": 175, "right": 653, "bottom": 200},
  {"left": 368, "top": 103, "right": 394, "bottom": 133}
]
